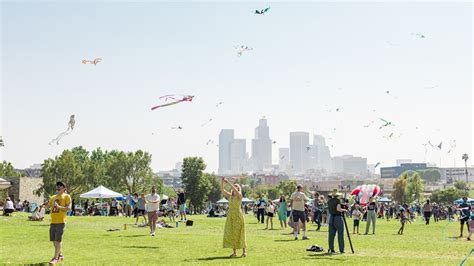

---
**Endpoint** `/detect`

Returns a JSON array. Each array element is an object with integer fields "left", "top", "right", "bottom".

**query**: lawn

[{"left": 0, "top": 213, "right": 472, "bottom": 265}]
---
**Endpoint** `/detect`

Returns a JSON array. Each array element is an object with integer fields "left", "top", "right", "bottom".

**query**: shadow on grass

[
  {"left": 118, "top": 234, "right": 145, "bottom": 238},
  {"left": 123, "top": 245, "right": 160, "bottom": 249},
  {"left": 274, "top": 239, "right": 297, "bottom": 242},
  {"left": 29, "top": 224, "right": 49, "bottom": 226},
  {"left": 304, "top": 253, "right": 345, "bottom": 260},
  {"left": 196, "top": 256, "right": 240, "bottom": 261},
  {"left": 24, "top": 263, "right": 49, "bottom": 266}
]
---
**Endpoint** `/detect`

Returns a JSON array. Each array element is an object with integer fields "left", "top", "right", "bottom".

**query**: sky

[{"left": 1, "top": 1, "right": 472, "bottom": 173}]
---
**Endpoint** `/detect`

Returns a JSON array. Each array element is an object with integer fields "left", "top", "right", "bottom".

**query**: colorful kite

[
  {"left": 235, "top": 45, "right": 253, "bottom": 57},
  {"left": 351, "top": 184, "right": 380, "bottom": 206},
  {"left": 151, "top": 95, "right": 194, "bottom": 111},
  {"left": 82, "top": 58, "right": 102, "bottom": 66},
  {"left": 255, "top": 7, "right": 270, "bottom": 14},
  {"left": 49, "top": 115, "right": 75, "bottom": 145}
]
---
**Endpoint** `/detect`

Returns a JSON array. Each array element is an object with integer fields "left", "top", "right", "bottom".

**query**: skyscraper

[
  {"left": 230, "top": 139, "right": 247, "bottom": 174},
  {"left": 308, "top": 134, "right": 332, "bottom": 172},
  {"left": 290, "top": 132, "right": 310, "bottom": 174},
  {"left": 251, "top": 118, "right": 272, "bottom": 171},
  {"left": 218, "top": 129, "right": 234, "bottom": 175}
]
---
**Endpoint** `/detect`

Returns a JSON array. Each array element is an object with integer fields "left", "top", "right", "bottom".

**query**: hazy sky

[{"left": 1, "top": 1, "right": 472, "bottom": 172}]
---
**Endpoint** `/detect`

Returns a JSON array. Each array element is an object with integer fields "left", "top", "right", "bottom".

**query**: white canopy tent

[
  {"left": 80, "top": 185, "right": 123, "bottom": 199},
  {"left": 216, "top": 198, "right": 229, "bottom": 204},
  {"left": 242, "top": 197, "right": 254, "bottom": 203},
  {"left": 0, "top": 178, "right": 11, "bottom": 189}
]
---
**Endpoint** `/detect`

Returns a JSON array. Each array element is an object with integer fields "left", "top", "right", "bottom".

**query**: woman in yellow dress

[{"left": 221, "top": 178, "right": 247, "bottom": 257}]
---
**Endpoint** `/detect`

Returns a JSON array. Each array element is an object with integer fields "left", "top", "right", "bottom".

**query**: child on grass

[
  {"left": 398, "top": 208, "right": 411, "bottom": 235},
  {"left": 352, "top": 205, "right": 362, "bottom": 234}
]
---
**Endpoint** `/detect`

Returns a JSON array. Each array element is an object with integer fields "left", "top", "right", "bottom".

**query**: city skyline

[{"left": 1, "top": 2, "right": 472, "bottom": 173}]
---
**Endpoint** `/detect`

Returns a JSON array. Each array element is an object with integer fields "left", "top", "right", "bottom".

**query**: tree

[
  {"left": 276, "top": 180, "right": 297, "bottom": 197},
  {"left": 180, "top": 157, "right": 208, "bottom": 212},
  {"left": 392, "top": 174, "right": 408, "bottom": 204},
  {"left": 419, "top": 169, "right": 441, "bottom": 183},
  {"left": 204, "top": 173, "right": 221, "bottom": 203},
  {"left": 454, "top": 180, "right": 468, "bottom": 191},
  {"left": 37, "top": 147, "right": 90, "bottom": 199},
  {"left": 406, "top": 171, "right": 424, "bottom": 203},
  {"left": 0, "top": 161, "right": 23, "bottom": 177},
  {"left": 430, "top": 187, "right": 466, "bottom": 204}
]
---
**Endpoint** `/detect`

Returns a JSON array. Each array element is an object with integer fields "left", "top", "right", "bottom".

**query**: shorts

[
  {"left": 147, "top": 211, "right": 158, "bottom": 221},
  {"left": 292, "top": 210, "right": 306, "bottom": 223},
  {"left": 179, "top": 204, "right": 186, "bottom": 212},
  {"left": 50, "top": 223, "right": 65, "bottom": 242},
  {"left": 137, "top": 209, "right": 146, "bottom": 216},
  {"left": 353, "top": 219, "right": 360, "bottom": 227},
  {"left": 460, "top": 216, "right": 469, "bottom": 225},
  {"left": 267, "top": 212, "right": 274, "bottom": 218}
]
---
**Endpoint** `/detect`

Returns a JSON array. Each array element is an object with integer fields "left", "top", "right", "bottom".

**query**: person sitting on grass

[
  {"left": 29, "top": 203, "right": 46, "bottom": 221},
  {"left": 397, "top": 208, "right": 411, "bottom": 235}
]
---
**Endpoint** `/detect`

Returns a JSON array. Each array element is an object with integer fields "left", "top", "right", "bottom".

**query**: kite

[
  {"left": 385, "top": 41, "right": 399, "bottom": 46},
  {"left": 425, "top": 85, "right": 438, "bottom": 90},
  {"left": 0, "top": 136, "right": 4, "bottom": 147},
  {"left": 82, "top": 58, "right": 102, "bottom": 66},
  {"left": 428, "top": 141, "right": 442, "bottom": 150},
  {"left": 151, "top": 95, "right": 194, "bottom": 111},
  {"left": 235, "top": 45, "right": 253, "bottom": 57},
  {"left": 374, "top": 162, "right": 381, "bottom": 168},
  {"left": 171, "top": 126, "right": 183, "bottom": 130},
  {"left": 350, "top": 184, "right": 380, "bottom": 206},
  {"left": 411, "top": 33, "right": 426, "bottom": 39},
  {"left": 383, "top": 132, "right": 401, "bottom": 140},
  {"left": 49, "top": 115, "right": 75, "bottom": 145},
  {"left": 447, "top": 140, "right": 456, "bottom": 154},
  {"left": 216, "top": 102, "right": 223, "bottom": 107},
  {"left": 306, "top": 146, "right": 311, "bottom": 152},
  {"left": 459, "top": 248, "right": 474, "bottom": 266},
  {"left": 201, "top": 119, "right": 213, "bottom": 127},
  {"left": 255, "top": 7, "right": 270, "bottom": 14},
  {"left": 280, "top": 155, "right": 285, "bottom": 160},
  {"left": 272, "top": 141, "right": 276, "bottom": 144},
  {"left": 206, "top": 140, "right": 214, "bottom": 145},
  {"left": 379, "top": 118, "right": 394, "bottom": 129}
]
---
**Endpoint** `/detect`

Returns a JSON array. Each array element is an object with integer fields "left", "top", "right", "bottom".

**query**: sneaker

[
  {"left": 328, "top": 250, "right": 336, "bottom": 255},
  {"left": 58, "top": 254, "right": 64, "bottom": 262},
  {"left": 302, "top": 236, "right": 310, "bottom": 240},
  {"left": 151, "top": 232, "right": 155, "bottom": 236},
  {"left": 49, "top": 258, "right": 59, "bottom": 265}
]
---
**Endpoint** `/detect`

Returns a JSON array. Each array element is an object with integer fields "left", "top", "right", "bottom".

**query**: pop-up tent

[
  {"left": 216, "top": 198, "right": 229, "bottom": 204},
  {"left": 80, "top": 185, "right": 123, "bottom": 199},
  {"left": 242, "top": 197, "right": 254, "bottom": 204},
  {"left": 454, "top": 197, "right": 474, "bottom": 204}
]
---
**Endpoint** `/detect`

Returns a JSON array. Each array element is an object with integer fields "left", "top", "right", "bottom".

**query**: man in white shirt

[
  {"left": 145, "top": 185, "right": 160, "bottom": 236},
  {"left": 290, "top": 184, "right": 310, "bottom": 240},
  {"left": 4, "top": 197, "right": 14, "bottom": 216}
]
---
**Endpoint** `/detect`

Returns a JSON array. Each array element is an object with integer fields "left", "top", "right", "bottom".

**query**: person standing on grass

[
  {"left": 327, "top": 189, "right": 347, "bottom": 254},
  {"left": 364, "top": 197, "right": 377, "bottom": 235},
  {"left": 312, "top": 192, "right": 322, "bottom": 231},
  {"left": 467, "top": 204, "right": 474, "bottom": 241},
  {"left": 278, "top": 194, "right": 288, "bottom": 229},
  {"left": 136, "top": 193, "right": 147, "bottom": 226},
  {"left": 175, "top": 188, "right": 187, "bottom": 222},
  {"left": 397, "top": 207, "right": 411, "bottom": 235},
  {"left": 458, "top": 196, "right": 470, "bottom": 238},
  {"left": 256, "top": 196, "right": 266, "bottom": 224},
  {"left": 145, "top": 186, "right": 160, "bottom": 237},
  {"left": 45, "top": 181, "right": 71, "bottom": 265},
  {"left": 290, "top": 184, "right": 310, "bottom": 240},
  {"left": 352, "top": 204, "right": 362, "bottom": 234},
  {"left": 221, "top": 178, "right": 247, "bottom": 257},
  {"left": 265, "top": 200, "right": 275, "bottom": 230},
  {"left": 423, "top": 199, "right": 433, "bottom": 225}
]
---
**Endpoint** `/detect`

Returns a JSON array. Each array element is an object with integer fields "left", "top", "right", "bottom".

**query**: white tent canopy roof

[
  {"left": 216, "top": 198, "right": 229, "bottom": 204},
  {"left": 80, "top": 185, "right": 123, "bottom": 199}
]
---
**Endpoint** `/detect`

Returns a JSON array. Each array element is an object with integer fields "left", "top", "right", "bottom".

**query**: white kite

[{"left": 49, "top": 115, "right": 75, "bottom": 145}]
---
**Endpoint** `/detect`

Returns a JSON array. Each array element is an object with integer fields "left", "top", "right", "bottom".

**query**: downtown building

[
  {"left": 289, "top": 132, "right": 310, "bottom": 174},
  {"left": 332, "top": 155, "right": 368, "bottom": 175},
  {"left": 251, "top": 118, "right": 272, "bottom": 172}
]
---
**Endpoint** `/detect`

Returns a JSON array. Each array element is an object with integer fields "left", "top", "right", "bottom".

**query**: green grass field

[{"left": 0, "top": 213, "right": 472, "bottom": 265}]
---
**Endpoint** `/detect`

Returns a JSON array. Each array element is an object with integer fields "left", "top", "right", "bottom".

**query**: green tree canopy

[{"left": 181, "top": 157, "right": 208, "bottom": 212}]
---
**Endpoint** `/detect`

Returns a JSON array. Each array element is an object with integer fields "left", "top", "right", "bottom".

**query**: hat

[
  {"left": 329, "top": 189, "right": 342, "bottom": 197},
  {"left": 56, "top": 181, "right": 66, "bottom": 188}
]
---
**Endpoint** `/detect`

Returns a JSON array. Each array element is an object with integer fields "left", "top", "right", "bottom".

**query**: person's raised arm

[
  {"left": 221, "top": 178, "right": 231, "bottom": 198},
  {"left": 227, "top": 179, "right": 242, "bottom": 198}
]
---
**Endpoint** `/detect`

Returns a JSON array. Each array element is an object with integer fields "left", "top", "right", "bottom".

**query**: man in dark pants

[
  {"left": 327, "top": 189, "right": 347, "bottom": 254},
  {"left": 458, "top": 196, "right": 470, "bottom": 237},
  {"left": 257, "top": 196, "right": 266, "bottom": 224},
  {"left": 313, "top": 192, "right": 322, "bottom": 231}
]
